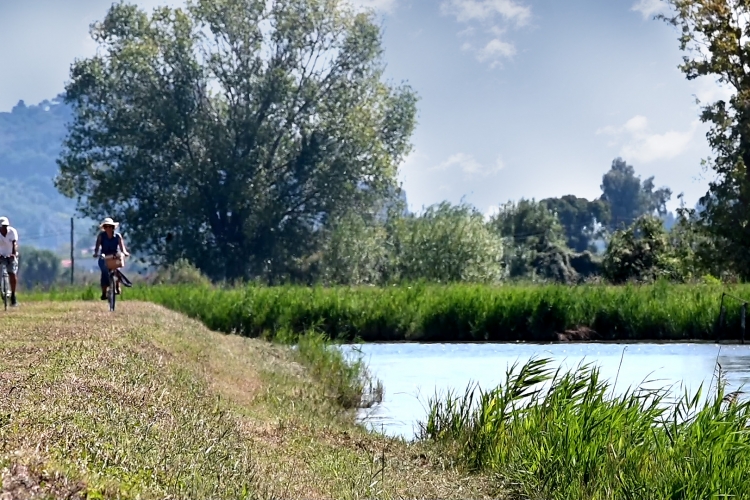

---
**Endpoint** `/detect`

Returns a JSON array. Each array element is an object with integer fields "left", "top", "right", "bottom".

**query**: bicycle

[{"left": 102, "top": 254, "right": 133, "bottom": 312}]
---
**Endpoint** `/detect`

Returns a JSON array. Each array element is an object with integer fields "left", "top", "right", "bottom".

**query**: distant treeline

[{"left": 6, "top": 0, "right": 743, "bottom": 286}]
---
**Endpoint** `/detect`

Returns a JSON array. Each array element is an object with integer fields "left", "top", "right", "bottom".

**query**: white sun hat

[
  {"left": 0, "top": 217, "right": 9, "bottom": 226},
  {"left": 99, "top": 217, "right": 119, "bottom": 229}
]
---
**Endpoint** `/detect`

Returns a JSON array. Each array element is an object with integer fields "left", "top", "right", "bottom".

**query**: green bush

[
  {"left": 149, "top": 259, "right": 211, "bottom": 287},
  {"left": 603, "top": 215, "right": 678, "bottom": 283},
  {"left": 20, "top": 246, "right": 61, "bottom": 290},
  {"left": 392, "top": 202, "right": 503, "bottom": 283},
  {"left": 319, "top": 212, "right": 390, "bottom": 286}
]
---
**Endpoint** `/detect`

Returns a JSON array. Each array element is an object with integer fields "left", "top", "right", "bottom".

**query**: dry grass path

[{"left": 0, "top": 302, "right": 498, "bottom": 499}]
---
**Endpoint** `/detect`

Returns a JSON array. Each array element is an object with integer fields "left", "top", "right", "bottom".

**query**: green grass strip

[{"left": 23, "top": 281, "right": 750, "bottom": 342}]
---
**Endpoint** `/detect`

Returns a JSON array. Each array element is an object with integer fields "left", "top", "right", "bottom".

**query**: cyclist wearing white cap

[
  {"left": 92, "top": 217, "right": 129, "bottom": 300},
  {"left": 0, "top": 217, "right": 19, "bottom": 306}
]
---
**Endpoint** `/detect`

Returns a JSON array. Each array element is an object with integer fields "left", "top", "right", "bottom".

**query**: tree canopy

[
  {"left": 56, "top": 0, "right": 417, "bottom": 282},
  {"left": 661, "top": 1, "right": 750, "bottom": 277},
  {"left": 600, "top": 158, "right": 672, "bottom": 231},
  {"left": 541, "top": 195, "right": 609, "bottom": 252}
]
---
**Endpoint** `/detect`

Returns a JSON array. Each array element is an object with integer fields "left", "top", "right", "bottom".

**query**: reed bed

[
  {"left": 27, "top": 281, "right": 750, "bottom": 342},
  {"left": 418, "top": 358, "right": 750, "bottom": 500}
]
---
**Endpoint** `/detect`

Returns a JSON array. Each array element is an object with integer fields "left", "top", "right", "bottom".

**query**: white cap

[
  {"left": 0, "top": 217, "right": 10, "bottom": 226},
  {"left": 99, "top": 217, "right": 119, "bottom": 229}
]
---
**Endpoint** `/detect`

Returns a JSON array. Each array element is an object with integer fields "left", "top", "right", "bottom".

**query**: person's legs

[
  {"left": 8, "top": 257, "right": 18, "bottom": 306},
  {"left": 98, "top": 257, "right": 109, "bottom": 300}
]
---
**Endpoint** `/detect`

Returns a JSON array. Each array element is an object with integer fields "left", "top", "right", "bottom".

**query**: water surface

[{"left": 343, "top": 342, "right": 750, "bottom": 440}]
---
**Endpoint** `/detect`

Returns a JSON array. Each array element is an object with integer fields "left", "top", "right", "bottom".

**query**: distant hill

[{"left": 0, "top": 96, "right": 92, "bottom": 249}]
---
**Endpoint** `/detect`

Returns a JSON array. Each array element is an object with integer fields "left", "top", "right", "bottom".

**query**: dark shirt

[{"left": 99, "top": 231, "right": 121, "bottom": 256}]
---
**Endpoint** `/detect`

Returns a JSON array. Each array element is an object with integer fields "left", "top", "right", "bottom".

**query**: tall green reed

[
  {"left": 24, "top": 281, "right": 750, "bottom": 341},
  {"left": 418, "top": 358, "right": 750, "bottom": 499}
]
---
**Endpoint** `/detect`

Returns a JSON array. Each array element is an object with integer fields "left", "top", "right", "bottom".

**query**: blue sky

[{"left": 0, "top": 0, "right": 730, "bottom": 215}]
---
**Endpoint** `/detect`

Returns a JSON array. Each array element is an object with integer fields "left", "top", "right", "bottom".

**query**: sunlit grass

[{"left": 0, "top": 302, "right": 497, "bottom": 499}]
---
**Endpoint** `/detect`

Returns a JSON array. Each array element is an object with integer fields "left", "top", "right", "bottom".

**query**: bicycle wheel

[
  {"left": 108, "top": 270, "right": 116, "bottom": 312},
  {"left": 1, "top": 272, "right": 7, "bottom": 312}
]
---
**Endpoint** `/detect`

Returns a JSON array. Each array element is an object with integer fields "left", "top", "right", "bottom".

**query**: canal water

[{"left": 343, "top": 342, "right": 750, "bottom": 440}]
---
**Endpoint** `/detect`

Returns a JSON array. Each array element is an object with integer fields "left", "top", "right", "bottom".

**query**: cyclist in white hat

[
  {"left": 0, "top": 217, "right": 19, "bottom": 306},
  {"left": 92, "top": 217, "right": 129, "bottom": 300}
]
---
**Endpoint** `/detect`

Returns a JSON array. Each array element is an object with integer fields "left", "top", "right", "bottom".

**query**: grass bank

[
  {"left": 0, "top": 302, "right": 495, "bottom": 499},
  {"left": 420, "top": 358, "right": 750, "bottom": 500},
  {"left": 28, "top": 281, "right": 750, "bottom": 342}
]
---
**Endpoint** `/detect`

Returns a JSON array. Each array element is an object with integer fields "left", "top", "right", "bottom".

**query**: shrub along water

[
  {"left": 418, "top": 358, "right": 750, "bottom": 500},
  {"left": 28, "top": 281, "right": 750, "bottom": 342},
  {"left": 292, "top": 330, "right": 384, "bottom": 409}
]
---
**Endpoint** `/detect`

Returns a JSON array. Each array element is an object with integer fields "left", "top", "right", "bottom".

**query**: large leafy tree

[
  {"left": 660, "top": 1, "right": 750, "bottom": 277},
  {"left": 600, "top": 158, "right": 672, "bottom": 231},
  {"left": 56, "top": 0, "right": 417, "bottom": 281}
]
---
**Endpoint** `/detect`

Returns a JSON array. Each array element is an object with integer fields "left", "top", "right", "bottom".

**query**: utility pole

[{"left": 70, "top": 217, "right": 74, "bottom": 285}]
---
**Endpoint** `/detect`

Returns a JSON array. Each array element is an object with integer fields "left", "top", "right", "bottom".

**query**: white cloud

[
  {"left": 441, "top": 0, "right": 529, "bottom": 66},
  {"left": 477, "top": 38, "right": 516, "bottom": 62},
  {"left": 483, "top": 204, "right": 500, "bottom": 221},
  {"left": 597, "top": 115, "right": 699, "bottom": 163},
  {"left": 435, "top": 153, "right": 504, "bottom": 177},
  {"left": 632, "top": 0, "right": 669, "bottom": 19},
  {"left": 349, "top": 0, "right": 398, "bottom": 13},
  {"left": 441, "top": 0, "right": 531, "bottom": 26},
  {"left": 691, "top": 77, "right": 734, "bottom": 104}
]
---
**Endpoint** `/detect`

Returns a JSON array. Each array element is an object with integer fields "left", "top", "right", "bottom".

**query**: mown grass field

[
  {"left": 0, "top": 302, "right": 496, "bottom": 499},
  {"left": 27, "top": 281, "right": 750, "bottom": 342}
]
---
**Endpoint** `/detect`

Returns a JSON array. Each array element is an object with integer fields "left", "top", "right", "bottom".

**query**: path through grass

[{"left": 0, "top": 302, "right": 496, "bottom": 499}]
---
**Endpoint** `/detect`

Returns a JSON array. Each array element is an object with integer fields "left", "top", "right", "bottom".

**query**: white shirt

[{"left": 0, "top": 226, "right": 18, "bottom": 257}]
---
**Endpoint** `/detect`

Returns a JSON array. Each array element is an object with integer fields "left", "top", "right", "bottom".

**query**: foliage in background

[
  {"left": 19, "top": 246, "right": 62, "bottom": 290},
  {"left": 391, "top": 202, "right": 503, "bottom": 283},
  {"left": 319, "top": 212, "right": 390, "bottom": 286},
  {"left": 149, "top": 258, "right": 211, "bottom": 287},
  {"left": 669, "top": 204, "right": 726, "bottom": 281},
  {"left": 489, "top": 199, "right": 599, "bottom": 283},
  {"left": 541, "top": 195, "right": 609, "bottom": 252},
  {"left": 602, "top": 215, "right": 679, "bottom": 283},
  {"left": 600, "top": 157, "right": 672, "bottom": 231},
  {"left": 660, "top": 2, "right": 750, "bottom": 279},
  {"left": 3, "top": 83, "right": 688, "bottom": 287},
  {"left": 1, "top": 5, "right": 720, "bottom": 287}
]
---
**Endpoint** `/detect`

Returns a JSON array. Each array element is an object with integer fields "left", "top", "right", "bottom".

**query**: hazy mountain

[{"left": 0, "top": 96, "right": 91, "bottom": 249}]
